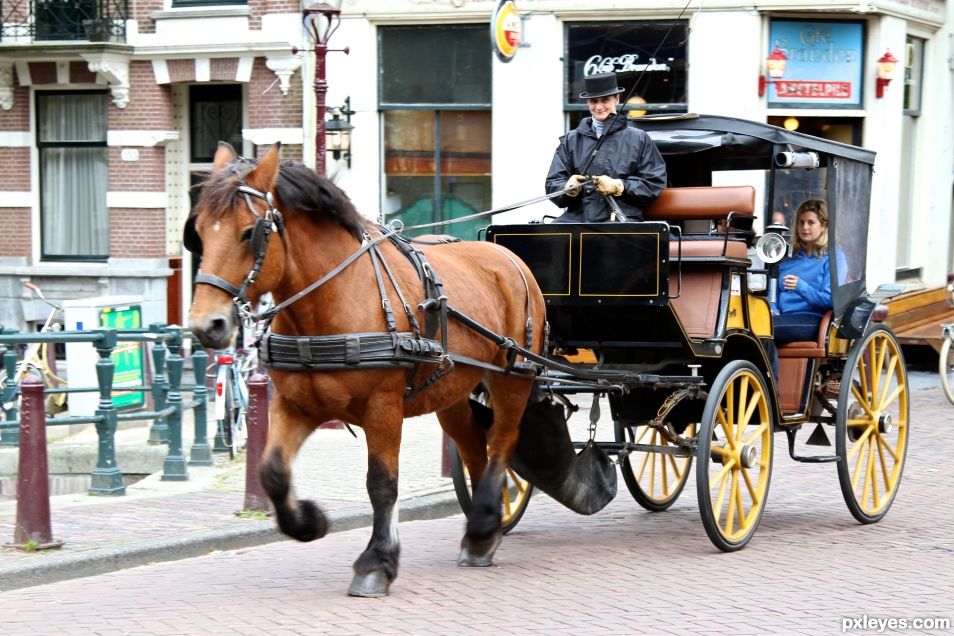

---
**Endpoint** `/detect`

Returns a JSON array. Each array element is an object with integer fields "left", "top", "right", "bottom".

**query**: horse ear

[
  {"left": 248, "top": 142, "right": 282, "bottom": 192},
  {"left": 213, "top": 142, "right": 238, "bottom": 172}
]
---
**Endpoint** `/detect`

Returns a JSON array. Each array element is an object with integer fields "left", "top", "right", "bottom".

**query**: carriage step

[{"left": 784, "top": 427, "right": 841, "bottom": 463}]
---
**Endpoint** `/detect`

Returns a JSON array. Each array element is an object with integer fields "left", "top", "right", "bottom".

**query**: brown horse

[{"left": 186, "top": 142, "right": 546, "bottom": 596}]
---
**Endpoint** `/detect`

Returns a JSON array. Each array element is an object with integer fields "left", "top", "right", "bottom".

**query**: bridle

[
  {"left": 193, "top": 181, "right": 399, "bottom": 331},
  {"left": 193, "top": 183, "right": 285, "bottom": 327}
]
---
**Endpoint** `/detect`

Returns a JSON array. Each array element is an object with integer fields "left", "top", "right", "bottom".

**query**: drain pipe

[{"left": 7, "top": 375, "right": 63, "bottom": 550}]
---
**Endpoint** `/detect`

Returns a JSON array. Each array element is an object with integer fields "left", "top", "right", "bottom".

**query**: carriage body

[{"left": 481, "top": 115, "right": 909, "bottom": 550}]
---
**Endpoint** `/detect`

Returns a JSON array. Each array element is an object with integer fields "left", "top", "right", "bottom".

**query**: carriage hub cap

[
  {"left": 878, "top": 413, "right": 893, "bottom": 434},
  {"left": 739, "top": 444, "right": 759, "bottom": 469}
]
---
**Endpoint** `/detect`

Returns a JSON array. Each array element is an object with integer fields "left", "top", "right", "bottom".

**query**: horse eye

[{"left": 240, "top": 228, "right": 254, "bottom": 243}]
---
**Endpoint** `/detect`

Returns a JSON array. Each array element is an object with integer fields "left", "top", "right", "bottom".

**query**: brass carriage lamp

[
  {"left": 302, "top": 1, "right": 344, "bottom": 175},
  {"left": 758, "top": 45, "right": 788, "bottom": 97},
  {"left": 326, "top": 97, "right": 355, "bottom": 168},
  {"left": 875, "top": 50, "right": 899, "bottom": 98}
]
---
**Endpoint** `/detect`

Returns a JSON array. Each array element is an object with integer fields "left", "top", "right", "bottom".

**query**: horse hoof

[
  {"left": 348, "top": 571, "right": 390, "bottom": 597},
  {"left": 457, "top": 548, "right": 494, "bottom": 567},
  {"left": 458, "top": 529, "right": 502, "bottom": 567}
]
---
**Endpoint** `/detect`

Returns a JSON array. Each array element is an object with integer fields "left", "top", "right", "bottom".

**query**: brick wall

[
  {"left": 108, "top": 147, "right": 165, "bottom": 191},
  {"left": 110, "top": 208, "right": 166, "bottom": 258},
  {"left": 112, "top": 61, "right": 174, "bottom": 129},
  {"left": 134, "top": 0, "right": 163, "bottom": 34},
  {"left": 0, "top": 85, "right": 29, "bottom": 130},
  {"left": 0, "top": 209, "right": 31, "bottom": 257},
  {"left": 249, "top": 0, "right": 299, "bottom": 31},
  {"left": 0, "top": 148, "right": 30, "bottom": 192}
]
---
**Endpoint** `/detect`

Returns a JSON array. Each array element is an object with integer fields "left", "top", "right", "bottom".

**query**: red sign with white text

[{"left": 774, "top": 80, "right": 852, "bottom": 99}]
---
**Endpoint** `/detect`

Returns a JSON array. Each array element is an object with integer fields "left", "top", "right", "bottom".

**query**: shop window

[
  {"left": 565, "top": 20, "right": 688, "bottom": 126},
  {"left": 37, "top": 91, "right": 108, "bottom": 261},
  {"left": 379, "top": 25, "right": 491, "bottom": 239},
  {"left": 903, "top": 36, "right": 924, "bottom": 115}
]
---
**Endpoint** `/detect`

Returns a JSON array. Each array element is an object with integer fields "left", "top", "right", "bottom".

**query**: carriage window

[
  {"left": 379, "top": 25, "right": 491, "bottom": 239},
  {"left": 37, "top": 91, "right": 108, "bottom": 261}
]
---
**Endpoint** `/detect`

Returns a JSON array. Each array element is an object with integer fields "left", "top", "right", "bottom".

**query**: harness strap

[
  {"left": 259, "top": 230, "right": 395, "bottom": 322},
  {"left": 368, "top": 245, "right": 397, "bottom": 333},
  {"left": 194, "top": 273, "right": 242, "bottom": 298}
]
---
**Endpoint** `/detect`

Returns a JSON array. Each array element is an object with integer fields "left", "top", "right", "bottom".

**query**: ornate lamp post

[{"left": 302, "top": 1, "right": 342, "bottom": 175}]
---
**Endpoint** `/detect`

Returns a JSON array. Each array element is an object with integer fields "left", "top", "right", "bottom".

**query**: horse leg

[
  {"left": 456, "top": 377, "right": 533, "bottom": 567},
  {"left": 348, "top": 410, "right": 403, "bottom": 598},
  {"left": 259, "top": 398, "right": 329, "bottom": 542}
]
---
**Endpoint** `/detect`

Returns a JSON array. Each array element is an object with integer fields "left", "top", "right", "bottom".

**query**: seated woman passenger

[{"left": 772, "top": 198, "right": 848, "bottom": 344}]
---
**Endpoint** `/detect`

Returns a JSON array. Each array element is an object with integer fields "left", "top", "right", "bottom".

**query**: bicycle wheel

[
  {"left": 222, "top": 386, "right": 236, "bottom": 460},
  {"left": 940, "top": 333, "right": 954, "bottom": 406}
]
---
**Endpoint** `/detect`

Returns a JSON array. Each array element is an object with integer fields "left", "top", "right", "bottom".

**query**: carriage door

[{"left": 378, "top": 25, "right": 492, "bottom": 240}]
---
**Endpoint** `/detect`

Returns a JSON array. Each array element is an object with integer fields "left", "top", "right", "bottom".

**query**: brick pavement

[
  {"left": 0, "top": 383, "right": 951, "bottom": 634},
  {"left": 0, "top": 413, "right": 459, "bottom": 591}
]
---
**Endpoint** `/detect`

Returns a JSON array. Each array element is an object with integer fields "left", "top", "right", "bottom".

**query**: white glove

[
  {"left": 564, "top": 174, "right": 586, "bottom": 197},
  {"left": 594, "top": 175, "right": 624, "bottom": 197}
]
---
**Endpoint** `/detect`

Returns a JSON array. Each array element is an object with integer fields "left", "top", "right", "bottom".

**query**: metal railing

[
  {"left": 0, "top": 323, "right": 213, "bottom": 493},
  {"left": 0, "top": 0, "right": 128, "bottom": 43}
]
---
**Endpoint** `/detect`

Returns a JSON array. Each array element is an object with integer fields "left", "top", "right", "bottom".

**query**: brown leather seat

[{"left": 777, "top": 310, "right": 833, "bottom": 358}]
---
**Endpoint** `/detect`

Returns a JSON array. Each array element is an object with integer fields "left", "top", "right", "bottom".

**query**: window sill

[{"left": 151, "top": 6, "right": 250, "bottom": 21}]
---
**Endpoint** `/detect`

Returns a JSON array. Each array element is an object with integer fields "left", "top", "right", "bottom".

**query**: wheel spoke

[
  {"left": 875, "top": 433, "right": 893, "bottom": 491},
  {"left": 734, "top": 474, "right": 747, "bottom": 530},
  {"left": 742, "top": 421, "right": 769, "bottom": 447},
  {"left": 867, "top": 439, "right": 879, "bottom": 511},
  {"left": 716, "top": 408, "right": 736, "bottom": 449},
  {"left": 878, "top": 384, "right": 904, "bottom": 413},
  {"left": 850, "top": 383, "right": 877, "bottom": 418},
  {"left": 712, "top": 459, "right": 734, "bottom": 525},
  {"left": 725, "top": 473, "right": 739, "bottom": 536},
  {"left": 850, "top": 433, "right": 869, "bottom": 489},
  {"left": 847, "top": 426, "right": 874, "bottom": 460},
  {"left": 876, "top": 353, "right": 898, "bottom": 407},
  {"left": 736, "top": 378, "right": 749, "bottom": 443},
  {"left": 740, "top": 465, "right": 760, "bottom": 505},
  {"left": 874, "top": 430, "right": 900, "bottom": 465}
]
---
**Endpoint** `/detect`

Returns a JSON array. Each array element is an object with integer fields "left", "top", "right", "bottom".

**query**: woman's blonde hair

[{"left": 790, "top": 198, "right": 829, "bottom": 255}]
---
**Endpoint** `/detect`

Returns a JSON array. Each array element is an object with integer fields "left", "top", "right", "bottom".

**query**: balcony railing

[{"left": 1, "top": 0, "right": 128, "bottom": 43}]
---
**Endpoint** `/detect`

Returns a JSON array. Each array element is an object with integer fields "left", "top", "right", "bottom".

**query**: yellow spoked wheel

[
  {"left": 697, "top": 361, "right": 774, "bottom": 552},
  {"left": 449, "top": 441, "right": 533, "bottom": 534},
  {"left": 836, "top": 325, "right": 908, "bottom": 524},
  {"left": 616, "top": 421, "right": 695, "bottom": 511}
]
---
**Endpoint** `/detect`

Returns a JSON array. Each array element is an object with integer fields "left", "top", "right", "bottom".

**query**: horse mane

[{"left": 200, "top": 157, "right": 368, "bottom": 241}]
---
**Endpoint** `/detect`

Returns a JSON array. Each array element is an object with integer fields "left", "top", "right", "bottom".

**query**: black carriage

[{"left": 455, "top": 114, "right": 908, "bottom": 551}]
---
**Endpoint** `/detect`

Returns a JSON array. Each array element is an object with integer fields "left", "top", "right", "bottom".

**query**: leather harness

[{"left": 193, "top": 182, "right": 539, "bottom": 399}]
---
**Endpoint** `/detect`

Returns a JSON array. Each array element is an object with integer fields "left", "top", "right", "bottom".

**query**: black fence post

[
  {"left": 188, "top": 347, "right": 213, "bottom": 466},
  {"left": 6, "top": 375, "right": 63, "bottom": 550},
  {"left": 161, "top": 327, "right": 188, "bottom": 481},
  {"left": 147, "top": 323, "right": 168, "bottom": 445},
  {"left": 90, "top": 329, "right": 125, "bottom": 496},
  {"left": 0, "top": 338, "right": 19, "bottom": 446}
]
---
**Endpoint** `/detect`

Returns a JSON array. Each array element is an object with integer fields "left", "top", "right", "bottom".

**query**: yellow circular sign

[{"left": 492, "top": 0, "right": 520, "bottom": 63}]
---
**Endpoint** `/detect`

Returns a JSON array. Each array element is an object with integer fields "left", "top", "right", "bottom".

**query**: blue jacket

[{"left": 773, "top": 249, "right": 848, "bottom": 317}]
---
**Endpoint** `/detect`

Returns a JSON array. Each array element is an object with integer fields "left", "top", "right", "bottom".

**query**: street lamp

[
  {"left": 757, "top": 45, "right": 788, "bottom": 97},
  {"left": 302, "top": 1, "right": 342, "bottom": 175},
  {"left": 326, "top": 97, "right": 355, "bottom": 168}
]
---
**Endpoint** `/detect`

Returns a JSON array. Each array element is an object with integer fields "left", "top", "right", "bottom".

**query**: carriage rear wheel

[
  {"left": 616, "top": 421, "right": 695, "bottom": 511},
  {"left": 939, "top": 330, "right": 954, "bottom": 406},
  {"left": 696, "top": 360, "right": 774, "bottom": 552},
  {"left": 836, "top": 325, "right": 908, "bottom": 524},
  {"left": 449, "top": 441, "right": 533, "bottom": 534}
]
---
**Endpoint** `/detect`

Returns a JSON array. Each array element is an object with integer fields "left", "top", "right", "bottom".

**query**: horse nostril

[{"left": 209, "top": 315, "right": 231, "bottom": 339}]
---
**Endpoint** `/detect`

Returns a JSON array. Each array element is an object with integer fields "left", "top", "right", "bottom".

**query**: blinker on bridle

[{"left": 193, "top": 182, "right": 285, "bottom": 328}]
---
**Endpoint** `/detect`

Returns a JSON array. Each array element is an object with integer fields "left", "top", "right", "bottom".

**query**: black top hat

[{"left": 579, "top": 72, "right": 625, "bottom": 99}]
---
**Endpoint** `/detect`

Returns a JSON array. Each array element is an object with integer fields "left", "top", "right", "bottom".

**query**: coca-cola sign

[{"left": 584, "top": 54, "right": 670, "bottom": 76}]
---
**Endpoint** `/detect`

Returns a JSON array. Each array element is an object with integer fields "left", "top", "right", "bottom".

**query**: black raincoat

[{"left": 545, "top": 115, "right": 667, "bottom": 222}]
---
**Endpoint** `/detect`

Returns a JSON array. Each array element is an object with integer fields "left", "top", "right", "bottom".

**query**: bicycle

[
  {"left": 1, "top": 282, "right": 68, "bottom": 416},
  {"left": 212, "top": 348, "right": 253, "bottom": 459}
]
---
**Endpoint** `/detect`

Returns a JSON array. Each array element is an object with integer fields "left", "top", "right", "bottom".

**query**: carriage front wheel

[
  {"left": 696, "top": 360, "right": 774, "bottom": 552},
  {"left": 449, "top": 441, "right": 533, "bottom": 534},
  {"left": 616, "top": 421, "right": 695, "bottom": 511},
  {"left": 836, "top": 325, "right": 909, "bottom": 524}
]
